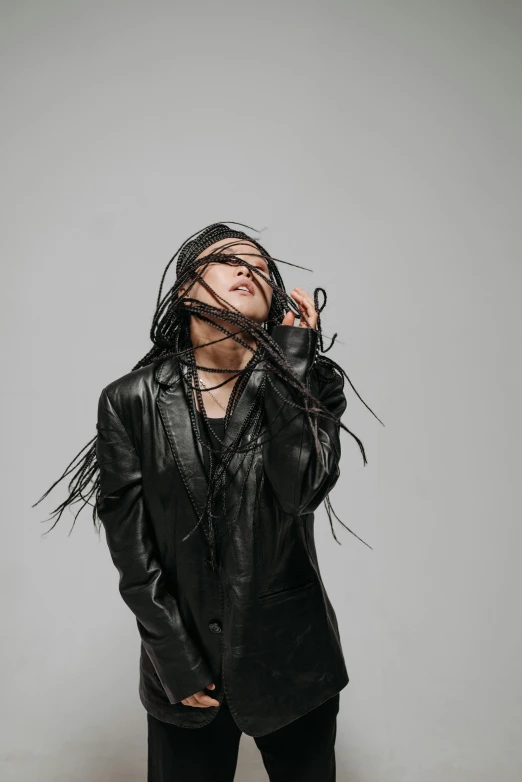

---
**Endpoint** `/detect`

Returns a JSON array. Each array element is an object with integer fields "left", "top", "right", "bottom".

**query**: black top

[{"left": 196, "top": 409, "right": 226, "bottom": 476}]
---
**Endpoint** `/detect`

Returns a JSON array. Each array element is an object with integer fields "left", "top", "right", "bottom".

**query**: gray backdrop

[{"left": 2, "top": 1, "right": 521, "bottom": 780}]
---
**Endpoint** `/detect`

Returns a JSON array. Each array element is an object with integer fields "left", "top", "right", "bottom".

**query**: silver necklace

[{"left": 197, "top": 374, "right": 228, "bottom": 413}]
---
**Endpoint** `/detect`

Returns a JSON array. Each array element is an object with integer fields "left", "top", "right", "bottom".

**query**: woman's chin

[{"left": 213, "top": 302, "right": 264, "bottom": 326}]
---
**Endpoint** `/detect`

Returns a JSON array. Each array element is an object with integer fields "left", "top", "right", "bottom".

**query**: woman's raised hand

[{"left": 281, "top": 287, "right": 318, "bottom": 330}]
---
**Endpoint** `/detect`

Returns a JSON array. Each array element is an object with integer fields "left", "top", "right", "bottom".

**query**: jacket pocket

[{"left": 258, "top": 577, "right": 318, "bottom": 604}]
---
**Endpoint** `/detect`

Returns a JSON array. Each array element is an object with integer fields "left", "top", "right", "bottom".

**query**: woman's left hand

[{"left": 281, "top": 287, "right": 318, "bottom": 329}]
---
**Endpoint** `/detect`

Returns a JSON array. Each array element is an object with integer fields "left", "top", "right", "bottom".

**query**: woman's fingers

[
  {"left": 181, "top": 687, "right": 220, "bottom": 707},
  {"left": 281, "top": 309, "right": 296, "bottom": 326},
  {"left": 290, "top": 288, "right": 318, "bottom": 329},
  {"left": 281, "top": 288, "right": 318, "bottom": 329}
]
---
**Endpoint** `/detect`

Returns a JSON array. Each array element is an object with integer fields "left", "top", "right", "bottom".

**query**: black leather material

[{"left": 95, "top": 325, "right": 349, "bottom": 737}]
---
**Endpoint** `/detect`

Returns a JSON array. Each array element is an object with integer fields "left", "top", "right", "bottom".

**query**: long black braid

[{"left": 33, "top": 222, "right": 384, "bottom": 565}]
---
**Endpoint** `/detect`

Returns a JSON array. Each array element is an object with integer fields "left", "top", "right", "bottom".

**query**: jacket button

[{"left": 209, "top": 621, "right": 222, "bottom": 634}]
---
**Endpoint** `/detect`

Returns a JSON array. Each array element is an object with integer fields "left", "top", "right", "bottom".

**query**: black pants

[{"left": 147, "top": 692, "right": 340, "bottom": 781}]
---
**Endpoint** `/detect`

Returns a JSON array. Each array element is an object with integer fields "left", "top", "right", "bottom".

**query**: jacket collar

[{"left": 155, "top": 351, "right": 265, "bottom": 526}]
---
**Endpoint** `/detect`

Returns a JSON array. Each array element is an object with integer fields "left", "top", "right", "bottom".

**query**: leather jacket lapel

[{"left": 156, "top": 361, "right": 209, "bottom": 525}]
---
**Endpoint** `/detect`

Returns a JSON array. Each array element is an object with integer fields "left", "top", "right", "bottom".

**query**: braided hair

[{"left": 33, "top": 221, "right": 383, "bottom": 565}]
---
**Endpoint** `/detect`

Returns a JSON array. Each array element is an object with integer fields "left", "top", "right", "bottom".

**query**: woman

[{"left": 35, "top": 222, "right": 380, "bottom": 781}]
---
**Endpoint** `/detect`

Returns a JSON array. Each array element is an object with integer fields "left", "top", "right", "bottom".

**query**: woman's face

[{"left": 178, "top": 238, "right": 273, "bottom": 325}]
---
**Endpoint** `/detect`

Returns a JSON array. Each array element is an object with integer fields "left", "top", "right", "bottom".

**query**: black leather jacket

[{"left": 95, "top": 325, "right": 349, "bottom": 737}]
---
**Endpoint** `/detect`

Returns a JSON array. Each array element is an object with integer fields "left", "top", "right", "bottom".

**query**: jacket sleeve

[
  {"left": 95, "top": 387, "right": 213, "bottom": 705},
  {"left": 262, "top": 325, "right": 347, "bottom": 516}
]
